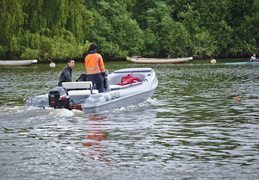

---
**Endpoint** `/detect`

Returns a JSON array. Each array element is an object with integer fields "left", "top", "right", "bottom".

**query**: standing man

[
  {"left": 84, "top": 43, "right": 106, "bottom": 92},
  {"left": 58, "top": 59, "right": 75, "bottom": 86}
]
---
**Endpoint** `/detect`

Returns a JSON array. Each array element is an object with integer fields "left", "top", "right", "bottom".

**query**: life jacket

[
  {"left": 85, "top": 53, "right": 105, "bottom": 75},
  {"left": 117, "top": 74, "right": 141, "bottom": 85}
]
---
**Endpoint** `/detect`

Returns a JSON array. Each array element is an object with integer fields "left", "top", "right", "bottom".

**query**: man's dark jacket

[{"left": 58, "top": 66, "right": 72, "bottom": 86}]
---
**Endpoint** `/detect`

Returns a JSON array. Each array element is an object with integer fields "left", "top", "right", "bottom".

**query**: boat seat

[
  {"left": 62, "top": 81, "right": 93, "bottom": 89},
  {"left": 68, "top": 89, "right": 99, "bottom": 96},
  {"left": 62, "top": 81, "right": 99, "bottom": 95}
]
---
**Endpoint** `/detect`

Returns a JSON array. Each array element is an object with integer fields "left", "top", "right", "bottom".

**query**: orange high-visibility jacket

[{"left": 84, "top": 53, "right": 105, "bottom": 75}]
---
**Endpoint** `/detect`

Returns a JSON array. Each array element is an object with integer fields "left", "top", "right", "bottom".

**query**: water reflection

[
  {"left": 84, "top": 114, "right": 107, "bottom": 146},
  {"left": 82, "top": 114, "right": 108, "bottom": 162}
]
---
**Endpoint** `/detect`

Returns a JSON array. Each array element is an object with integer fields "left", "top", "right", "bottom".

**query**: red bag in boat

[{"left": 117, "top": 74, "right": 141, "bottom": 85}]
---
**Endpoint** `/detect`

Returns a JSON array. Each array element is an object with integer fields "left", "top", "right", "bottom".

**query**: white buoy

[
  {"left": 50, "top": 62, "right": 56, "bottom": 68},
  {"left": 210, "top": 59, "right": 216, "bottom": 64}
]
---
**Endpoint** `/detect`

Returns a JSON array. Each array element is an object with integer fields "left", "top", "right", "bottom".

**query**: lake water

[{"left": 1, "top": 60, "right": 259, "bottom": 180}]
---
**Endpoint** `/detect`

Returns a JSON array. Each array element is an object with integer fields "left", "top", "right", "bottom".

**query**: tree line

[{"left": 1, "top": 0, "right": 258, "bottom": 62}]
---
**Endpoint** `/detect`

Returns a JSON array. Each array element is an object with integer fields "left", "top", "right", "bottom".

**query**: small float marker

[
  {"left": 50, "top": 62, "right": 56, "bottom": 68},
  {"left": 234, "top": 97, "right": 240, "bottom": 101},
  {"left": 210, "top": 59, "right": 217, "bottom": 64}
]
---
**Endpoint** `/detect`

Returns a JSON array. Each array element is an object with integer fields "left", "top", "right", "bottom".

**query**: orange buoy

[{"left": 234, "top": 97, "right": 240, "bottom": 101}]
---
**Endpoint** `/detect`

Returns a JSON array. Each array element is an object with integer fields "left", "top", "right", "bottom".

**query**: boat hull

[
  {"left": 224, "top": 62, "right": 259, "bottom": 65},
  {"left": 81, "top": 87, "right": 156, "bottom": 113},
  {"left": 25, "top": 68, "right": 158, "bottom": 114},
  {"left": 126, "top": 56, "right": 193, "bottom": 64},
  {"left": 0, "top": 59, "right": 38, "bottom": 66}
]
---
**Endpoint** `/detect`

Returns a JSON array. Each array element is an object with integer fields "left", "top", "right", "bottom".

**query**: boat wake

[
  {"left": 0, "top": 106, "right": 40, "bottom": 116},
  {"left": 103, "top": 98, "right": 158, "bottom": 113},
  {"left": 46, "top": 108, "right": 86, "bottom": 117},
  {"left": 47, "top": 108, "right": 75, "bottom": 117},
  {"left": 1, "top": 97, "right": 158, "bottom": 118},
  {"left": 0, "top": 105, "right": 84, "bottom": 120}
]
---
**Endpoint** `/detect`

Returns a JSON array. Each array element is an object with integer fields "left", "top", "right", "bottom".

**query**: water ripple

[{"left": 1, "top": 62, "right": 259, "bottom": 179}]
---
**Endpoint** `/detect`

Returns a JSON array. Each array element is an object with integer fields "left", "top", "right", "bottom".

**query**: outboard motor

[{"left": 48, "top": 87, "right": 70, "bottom": 109}]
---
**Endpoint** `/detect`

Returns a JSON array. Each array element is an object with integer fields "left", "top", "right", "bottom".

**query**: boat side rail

[{"left": 113, "top": 68, "right": 153, "bottom": 74}]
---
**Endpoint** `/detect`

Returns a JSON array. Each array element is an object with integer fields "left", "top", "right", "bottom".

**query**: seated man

[
  {"left": 58, "top": 59, "right": 75, "bottom": 86},
  {"left": 250, "top": 54, "right": 258, "bottom": 62}
]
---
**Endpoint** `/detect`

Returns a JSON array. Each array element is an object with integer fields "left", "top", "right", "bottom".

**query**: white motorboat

[
  {"left": 25, "top": 68, "right": 158, "bottom": 113},
  {"left": 0, "top": 59, "right": 38, "bottom": 66},
  {"left": 126, "top": 56, "right": 193, "bottom": 64}
]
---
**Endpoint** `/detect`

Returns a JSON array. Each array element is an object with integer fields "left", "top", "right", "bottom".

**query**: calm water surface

[{"left": 0, "top": 60, "right": 259, "bottom": 180}]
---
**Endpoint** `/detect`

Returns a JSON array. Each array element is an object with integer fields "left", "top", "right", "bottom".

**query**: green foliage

[
  {"left": 193, "top": 31, "right": 217, "bottom": 58},
  {"left": 0, "top": 0, "right": 93, "bottom": 61},
  {"left": 1, "top": 0, "right": 259, "bottom": 60},
  {"left": 86, "top": 0, "right": 144, "bottom": 59},
  {"left": 20, "top": 48, "right": 40, "bottom": 60},
  {"left": 144, "top": 1, "right": 191, "bottom": 57},
  {"left": 179, "top": 1, "right": 233, "bottom": 57},
  {"left": 0, "top": 0, "right": 25, "bottom": 59},
  {"left": 0, "top": 46, "right": 8, "bottom": 58},
  {"left": 0, "top": 0, "right": 25, "bottom": 44}
]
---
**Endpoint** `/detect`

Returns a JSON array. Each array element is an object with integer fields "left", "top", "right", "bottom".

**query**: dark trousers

[{"left": 87, "top": 73, "right": 105, "bottom": 93}]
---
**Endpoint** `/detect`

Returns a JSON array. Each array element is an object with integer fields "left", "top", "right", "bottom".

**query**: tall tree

[
  {"left": 0, "top": 0, "right": 25, "bottom": 59},
  {"left": 85, "top": 0, "right": 145, "bottom": 59},
  {"left": 138, "top": 1, "right": 191, "bottom": 57},
  {"left": 179, "top": 0, "right": 232, "bottom": 57},
  {"left": 2, "top": 0, "right": 94, "bottom": 61},
  {"left": 228, "top": 0, "right": 258, "bottom": 56}
]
